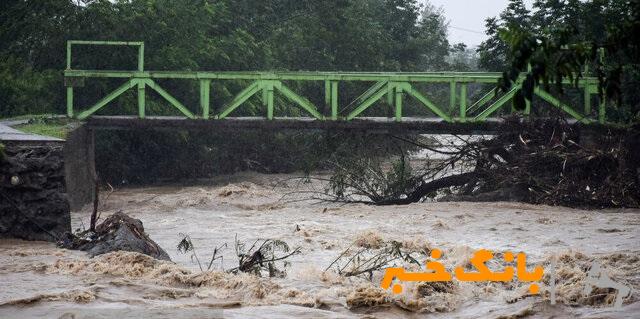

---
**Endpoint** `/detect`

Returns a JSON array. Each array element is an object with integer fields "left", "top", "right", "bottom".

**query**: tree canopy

[
  {"left": 0, "top": 0, "right": 466, "bottom": 117},
  {"left": 477, "top": 0, "right": 639, "bottom": 122}
]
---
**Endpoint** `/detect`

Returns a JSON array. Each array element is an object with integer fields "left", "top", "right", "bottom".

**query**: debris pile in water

[
  {"left": 470, "top": 119, "right": 640, "bottom": 208},
  {"left": 323, "top": 118, "right": 640, "bottom": 208},
  {"left": 332, "top": 241, "right": 638, "bottom": 314},
  {"left": 176, "top": 233, "right": 300, "bottom": 277},
  {"left": 353, "top": 230, "right": 385, "bottom": 249},
  {"left": 46, "top": 251, "right": 285, "bottom": 302},
  {"left": 58, "top": 211, "right": 170, "bottom": 261},
  {"left": 540, "top": 251, "right": 637, "bottom": 307},
  {"left": 0, "top": 288, "right": 98, "bottom": 306},
  {"left": 346, "top": 285, "right": 391, "bottom": 309},
  {"left": 396, "top": 280, "right": 460, "bottom": 313},
  {"left": 327, "top": 232, "right": 424, "bottom": 278}
]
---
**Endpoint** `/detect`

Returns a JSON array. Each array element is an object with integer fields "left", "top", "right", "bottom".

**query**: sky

[{"left": 423, "top": 0, "right": 534, "bottom": 48}]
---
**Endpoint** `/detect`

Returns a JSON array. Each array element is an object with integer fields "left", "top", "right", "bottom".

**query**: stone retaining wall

[{"left": 0, "top": 141, "right": 70, "bottom": 242}]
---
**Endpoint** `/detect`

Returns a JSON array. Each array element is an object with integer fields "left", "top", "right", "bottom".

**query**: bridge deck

[{"left": 84, "top": 116, "right": 598, "bottom": 135}]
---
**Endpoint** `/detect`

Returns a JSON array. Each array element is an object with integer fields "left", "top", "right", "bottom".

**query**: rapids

[{"left": 1, "top": 173, "right": 638, "bottom": 318}]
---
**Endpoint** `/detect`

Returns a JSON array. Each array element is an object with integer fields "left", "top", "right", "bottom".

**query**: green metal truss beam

[
  {"left": 200, "top": 79, "right": 211, "bottom": 119},
  {"left": 76, "top": 79, "right": 137, "bottom": 120},
  {"left": 403, "top": 84, "right": 453, "bottom": 123},
  {"left": 534, "top": 88, "right": 591, "bottom": 124},
  {"left": 65, "top": 70, "right": 596, "bottom": 84},
  {"left": 64, "top": 41, "right": 610, "bottom": 125},
  {"left": 354, "top": 81, "right": 388, "bottom": 107},
  {"left": 143, "top": 79, "right": 196, "bottom": 119},
  {"left": 217, "top": 81, "right": 261, "bottom": 119},
  {"left": 346, "top": 85, "right": 389, "bottom": 120},
  {"left": 324, "top": 80, "right": 340, "bottom": 119},
  {"left": 467, "top": 87, "right": 494, "bottom": 115},
  {"left": 275, "top": 82, "right": 324, "bottom": 120},
  {"left": 473, "top": 86, "right": 520, "bottom": 121}
]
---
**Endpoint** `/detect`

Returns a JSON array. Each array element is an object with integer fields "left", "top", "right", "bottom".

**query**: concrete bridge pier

[{"left": 64, "top": 126, "right": 96, "bottom": 211}]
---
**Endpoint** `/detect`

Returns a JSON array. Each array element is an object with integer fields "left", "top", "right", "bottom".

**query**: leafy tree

[
  {"left": 413, "top": 1, "right": 451, "bottom": 71},
  {"left": 0, "top": 56, "right": 60, "bottom": 116},
  {"left": 0, "top": 0, "right": 79, "bottom": 69},
  {"left": 0, "top": 0, "right": 79, "bottom": 116},
  {"left": 448, "top": 43, "right": 479, "bottom": 72},
  {"left": 477, "top": 0, "right": 531, "bottom": 71},
  {"left": 483, "top": 0, "right": 640, "bottom": 122}
]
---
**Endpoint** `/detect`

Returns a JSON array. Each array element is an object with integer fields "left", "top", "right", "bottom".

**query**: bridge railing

[{"left": 64, "top": 41, "right": 606, "bottom": 124}]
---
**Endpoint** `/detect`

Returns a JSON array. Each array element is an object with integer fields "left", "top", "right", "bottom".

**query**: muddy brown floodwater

[{"left": 1, "top": 172, "right": 639, "bottom": 318}]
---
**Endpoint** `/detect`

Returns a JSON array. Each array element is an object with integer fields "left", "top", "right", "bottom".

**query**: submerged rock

[{"left": 59, "top": 211, "right": 171, "bottom": 261}]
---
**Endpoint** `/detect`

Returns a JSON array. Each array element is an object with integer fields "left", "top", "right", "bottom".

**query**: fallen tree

[{"left": 316, "top": 118, "right": 640, "bottom": 208}]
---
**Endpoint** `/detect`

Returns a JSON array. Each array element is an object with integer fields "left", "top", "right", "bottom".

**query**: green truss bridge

[{"left": 64, "top": 41, "right": 609, "bottom": 133}]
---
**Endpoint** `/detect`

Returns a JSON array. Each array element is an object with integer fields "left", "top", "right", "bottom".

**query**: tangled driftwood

[{"left": 320, "top": 118, "right": 639, "bottom": 208}]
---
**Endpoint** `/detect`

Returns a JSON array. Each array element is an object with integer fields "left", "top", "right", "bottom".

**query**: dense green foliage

[
  {"left": 0, "top": 0, "right": 465, "bottom": 118},
  {"left": 477, "top": 0, "right": 640, "bottom": 122}
]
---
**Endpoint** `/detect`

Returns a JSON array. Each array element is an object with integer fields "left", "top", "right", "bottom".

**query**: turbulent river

[{"left": 1, "top": 172, "right": 638, "bottom": 318}]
